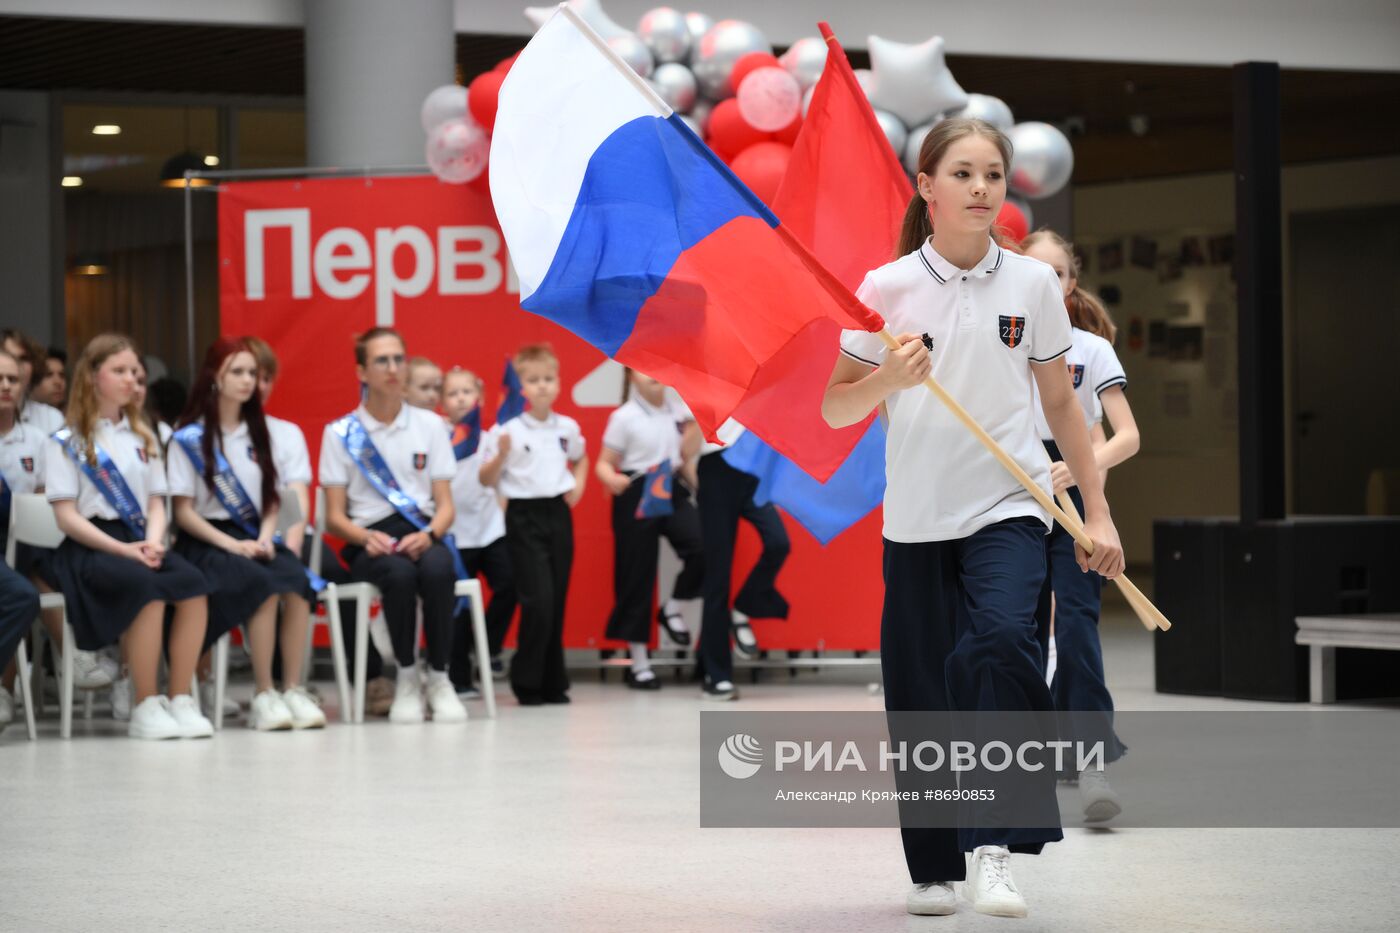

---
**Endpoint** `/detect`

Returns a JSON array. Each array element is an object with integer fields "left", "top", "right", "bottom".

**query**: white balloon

[
  {"left": 779, "top": 36, "right": 826, "bottom": 89},
  {"left": 525, "top": 0, "right": 629, "bottom": 39},
  {"left": 853, "top": 68, "right": 874, "bottom": 99},
  {"left": 637, "top": 6, "right": 691, "bottom": 64},
  {"left": 1008, "top": 121, "right": 1074, "bottom": 198},
  {"left": 736, "top": 66, "right": 801, "bottom": 132},
  {"left": 420, "top": 84, "right": 469, "bottom": 134},
  {"left": 608, "top": 33, "right": 655, "bottom": 77},
  {"left": 426, "top": 118, "right": 488, "bottom": 184},
  {"left": 872, "top": 109, "right": 907, "bottom": 159},
  {"left": 650, "top": 62, "right": 698, "bottom": 112},
  {"left": 691, "top": 19, "right": 770, "bottom": 100},
  {"left": 903, "top": 119, "right": 938, "bottom": 175},
  {"left": 866, "top": 34, "right": 968, "bottom": 128},
  {"left": 949, "top": 93, "right": 1014, "bottom": 131}
]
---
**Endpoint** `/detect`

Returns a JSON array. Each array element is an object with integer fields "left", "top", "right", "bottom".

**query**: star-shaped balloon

[
  {"left": 866, "top": 34, "right": 968, "bottom": 129},
  {"left": 524, "top": 0, "right": 630, "bottom": 40}
]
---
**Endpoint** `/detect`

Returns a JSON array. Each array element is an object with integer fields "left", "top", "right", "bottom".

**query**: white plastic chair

[
  {"left": 312, "top": 487, "right": 495, "bottom": 722},
  {"left": 6, "top": 494, "right": 76, "bottom": 739}
]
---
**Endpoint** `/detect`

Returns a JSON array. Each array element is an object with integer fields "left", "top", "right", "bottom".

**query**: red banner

[{"left": 219, "top": 174, "right": 880, "bottom": 650}]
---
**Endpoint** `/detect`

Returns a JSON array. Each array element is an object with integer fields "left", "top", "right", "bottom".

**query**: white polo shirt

[
  {"left": 167, "top": 419, "right": 270, "bottom": 520},
  {"left": 479, "top": 411, "right": 585, "bottom": 500},
  {"left": 21, "top": 399, "right": 63, "bottom": 435},
  {"left": 45, "top": 415, "right": 167, "bottom": 521},
  {"left": 318, "top": 403, "right": 455, "bottom": 526},
  {"left": 1, "top": 419, "right": 47, "bottom": 496},
  {"left": 1033, "top": 327, "right": 1127, "bottom": 440},
  {"left": 450, "top": 444, "right": 506, "bottom": 548},
  {"left": 267, "top": 415, "right": 312, "bottom": 487},
  {"left": 840, "top": 238, "right": 1072, "bottom": 543},
  {"left": 602, "top": 395, "right": 690, "bottom": 473}
]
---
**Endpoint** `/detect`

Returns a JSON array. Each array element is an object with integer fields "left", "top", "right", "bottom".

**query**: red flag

[{"left": 730, "top": 24, "right": 914, "bottom": 481}]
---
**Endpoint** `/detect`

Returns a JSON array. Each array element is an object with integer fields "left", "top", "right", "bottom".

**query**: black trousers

[
  {"left": 0, "top": 561, "right": 39, "bottom": 674},
  {"left": 449, "top": 537, "right": 517, "bottom": 690},
  {"left": 343, "top": 514, "right": 456, "bottom": 671},
  {"left": 504, "top": 496, "right": 572, "bottom": 698},
  {"left": 605, "top": 476, "right": 704, "bottom": 643},
  {"left": 882, "top": 519, "right": 1063, "bottom": 883},
  {"left": 696, "top": 453, "right": 790, "bottom": 683}
]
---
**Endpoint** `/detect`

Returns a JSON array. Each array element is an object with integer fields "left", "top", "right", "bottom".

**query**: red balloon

[
  {"left": 468, "top": 71, "right": 506, "bottom": 133},
  {"left": 995, "top": 200, "right": 1029, "bottom": 243},
  {"left": 730, "top": 51, "right": 781, "bottom": 95},
  {"left": 774, "top": 113, "right": 802, "bottom": 145},
  {"left": 729, "top": 141, "right": 792, "bottom": 204},
  {"left": 706, "top": 98, "right": 771, "bottom": 159}
]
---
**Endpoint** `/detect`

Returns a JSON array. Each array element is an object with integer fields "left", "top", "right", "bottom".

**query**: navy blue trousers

[
  {"left": 882, "top": 518, "right": 1063, "bottom": 884},
  {"left": 1033, "top": 442, "right": 1126, "bottom": 764},
  {"left": 0, "top": 561, "right": 39, "bottom": 674}
]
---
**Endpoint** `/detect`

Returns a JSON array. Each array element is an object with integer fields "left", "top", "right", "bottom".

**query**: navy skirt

[
  {"left": 49, "top": 519, "right": 210, "bottom": 651},
  {"left": 175, "top": 520, "right": 313, "bottom": 648}
]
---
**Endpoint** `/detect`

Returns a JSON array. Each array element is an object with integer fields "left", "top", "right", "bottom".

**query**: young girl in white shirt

[{"left": 823, "top": 118, "right": 1124, "bottom": 919}]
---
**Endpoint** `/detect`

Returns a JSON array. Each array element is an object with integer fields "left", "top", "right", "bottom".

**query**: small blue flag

[
  {"left": 451, "top": 407, "right": 481, "bottom": 461},
  {"left": 496, "top": 359, "right": 525, "bottom": 424},
  {"left": 635, "top": 458, "right": 675, "bottom": 519}
]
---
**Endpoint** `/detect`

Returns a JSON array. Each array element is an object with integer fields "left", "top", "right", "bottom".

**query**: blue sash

[
  {"left": 52, "top": 427, "right": 148, "bottom": 538},
  {"left": 635, "top": 458, "right": 675, "bottom": 519},
  {"left": 333, "top": 412, "right": 470, "bottom": 611},
  {"left": 451, "top": 408, "right": 481, "bottom": 461},
  {"left": 173, "top": 423, "right": 326, "bottom": 593},
  {"left": 0, "top": 470, "right": 10, "bottom": 526}
]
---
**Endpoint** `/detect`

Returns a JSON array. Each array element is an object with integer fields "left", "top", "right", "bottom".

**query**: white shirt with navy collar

[
  {"left": 167, "top": 418, "right": 271, "bottom": 521},
  {"left": 318, "top": 402, "right": 456, "bottom": 526},
  {"left": 1, "top": 417, "right": 47, "bottom": 497},
  {"left": 45, "top": 414, "right": 167, "bottom": 521},
  {"left": 479, "top": 410, "right": 585, "bottom": 501},
  {"left": 840, "top": 237, "right": 1073, "bottom": 542},
  {"left": 603, "top": 394, "right": 690, "bottom": 474},
  {"left": 267, "top": 415, "right": 313, "bottom": 487},
  {"left": 1034, "top": 327, "right": 1127, "bottom": 441}
]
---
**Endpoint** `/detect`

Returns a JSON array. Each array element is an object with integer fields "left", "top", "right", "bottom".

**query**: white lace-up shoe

[
  {"left": 167, "top": 694, "right": 214, "bottom": 739},
  {"left": 72, "top": 649, "right": 114, "bottom": 689},
  {"left": 389, "top": 667, "right": 425, "bottom": 724},
  {"left": 128, "top": 695, "right": 181, "bottom": 740},
  {"left": 249, "top": 689, "right": 294, "bottom": 731},
  {"left": 282, "top": 686, "right": 326, "bottom": 730},
  {"left": 964, "top": 845, "right": 1027, "bottom": 918},
  {"left": 906, "top": 882, "right": 957, "bottom": 916},
  {"left": 1079, "top": 766, "right": 1122, "bottom": 823},
  {"left": 425, "top": 674, "right": 468, "bottom": 723}
]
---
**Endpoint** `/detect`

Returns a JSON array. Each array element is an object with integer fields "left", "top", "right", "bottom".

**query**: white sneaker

[
  {"left": 907, "top": 882, "right": 957, "bottom": 916},
  {"left": 282, "top": 686, "right": 326, "bottom": 730},
  {"left": 425, "top": 674, "right": 468, "bottom": 723},
  {"left": 0, "top": 685, "right": 13, "bottom": 728},
  {"left": 127, "top": 695, "right": 181, "bottom": 740},
  {"left": 167, "top": 694, "right": 214, "bottom": 739},
  {"left": 199, "top": 681, "right": 241, "bottom": 721},
  {"left": 72, "top": 649, "right": 114, "bottom": 689},
  {"left": 1079, "top": 766, "right": 1122, "bottom": 823},
  {"left": 964, "top": 845, "right": 1027, "bottom": 918},
  {"left": 249, "top": 689, "right": 294, "bottom": 731},
  {"left": 389, "top": 669, "right": 425, "bottom": 724},
  {"left": 111, "top": 676, "right": 132, "bottom": 721}
]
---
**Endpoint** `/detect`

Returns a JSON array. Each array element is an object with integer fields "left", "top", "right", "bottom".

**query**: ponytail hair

[
  {"left": 896, "top": 117, "right": 1016, "bottom": 259},
  {"left": 1021, "top": 228, "right": 1117, "bottom": 343}
]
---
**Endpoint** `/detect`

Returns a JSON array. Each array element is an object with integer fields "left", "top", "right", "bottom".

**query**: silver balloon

[
  {"left": 949, "top": 93, "right": 1014, "bottom": 131},
  {"left": 650, "top": 62, "right": 697, "bottom": 113},
  {"left": 678, "top": 114, "right": 703, "bottom": 137},
  {"left": 690, "top": 19, "right": 770, "bottom": 100},
  {"left": 637, "top": 7, "right": 691, "bottom": 64},
  {"left": 779, "top": 36, "right": 826, "bottom": 90},
  {"left": 689, "top": 98, "right": 713, "bottom": 133},
  {"left": 872, "top": 109, "right": 908, "bottom": 159},
  {"left": 420, "top": 84, "right": 468, "bottom": 134},
  {"left": 866, "top": 34, "right": 968, "bottom": 128},
  {"left": 683, "top": 11, "right": 713, "bottom": 49},
  {"left": 608, "top": 33, "right": 656, "bottom": 78},
  {"left": 903, "top": 120, "right": 938, "bottom": 175},
  {"left": 1008, "top": 121, "right": 1074, "bottom": 198}
]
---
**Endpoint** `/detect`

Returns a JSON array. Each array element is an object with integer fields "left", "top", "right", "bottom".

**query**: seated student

[
  {"left": 479, "top": 344, "right": 589, "bottom": 706},
  {"left": 168, "top": 338, "right": 325, "bottom": 731},
  {"left": 2, "top": 329, "right": 64, "bottom": 436},
  {"left": 45, "top": 334, "right": 212, "bottom": 740},
  {"left": 318, "top": 327, "right": 466, "bottom": 725},
  {"left": 0, "top": 348, "right": 44, "bottom": 731},
  {"left": 441, "top": 367, "right": 516, "bottom": 696},
  {"left": 595, "top": 370, "right": 703, "bottom": 689}
]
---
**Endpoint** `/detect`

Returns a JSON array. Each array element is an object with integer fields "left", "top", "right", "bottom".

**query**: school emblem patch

[
  {"left": 558, "top": 437, "right": 568, "bottom": 452},
  {"left": 413, "top": 452, "right": 427, "bottom": 470},
  {"left": 1069, "top": 364, "right": 1085, "bottom": 388},
  {"left": 998, "top": 315, "right": 1025, "bottom": 349},
  {"left": 247, "top": 445, "right": 258, "bottom": 463},
  {"left": 135, "top": 447, "right": 148, "bottom": 463},
  {"left": 21, "top": 456, "right": 34, "bottom": 472}
]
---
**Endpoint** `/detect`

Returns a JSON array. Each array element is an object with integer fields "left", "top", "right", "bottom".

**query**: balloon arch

[{"left": 421, "top": 1, "right": 1075, "bottom": 238}]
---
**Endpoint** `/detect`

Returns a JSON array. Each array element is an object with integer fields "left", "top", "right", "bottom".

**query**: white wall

[
  {"left": 0, "top": 90, "right": 56, "bottom": 345},
  {"left": 1073, "top": 154, "right": 1400, "bottom": 559},
  {"left": 3, "top": 0, "right": 1398, "bottom": 71}
]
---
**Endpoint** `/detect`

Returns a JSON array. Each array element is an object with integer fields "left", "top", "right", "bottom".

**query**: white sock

[
  {"left": 629, "top": 642, "right": 652, "bottom": 675},
  {"left": 662, "top": 599, "right": 692, "bottom": 632},
  {"left": 426, "top": 668, "right": 450, "bottom": 687},
  {"left": 731, "top": 609, "right": 750, "bottom": 625}
]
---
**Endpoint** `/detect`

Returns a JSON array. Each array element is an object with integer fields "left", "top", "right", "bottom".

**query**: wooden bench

[{"left": 1294, "top": 613, "right": 1400, "bottom": 703}]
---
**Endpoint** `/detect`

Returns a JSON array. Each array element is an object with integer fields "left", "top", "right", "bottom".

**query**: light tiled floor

[{"left": 2, "top": 606, "right": 1396, "bottom": 932}]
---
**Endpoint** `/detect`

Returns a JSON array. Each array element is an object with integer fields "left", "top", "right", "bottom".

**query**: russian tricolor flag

[{"left": 490, "top": 5, "right": 884, "bottom": 483}]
